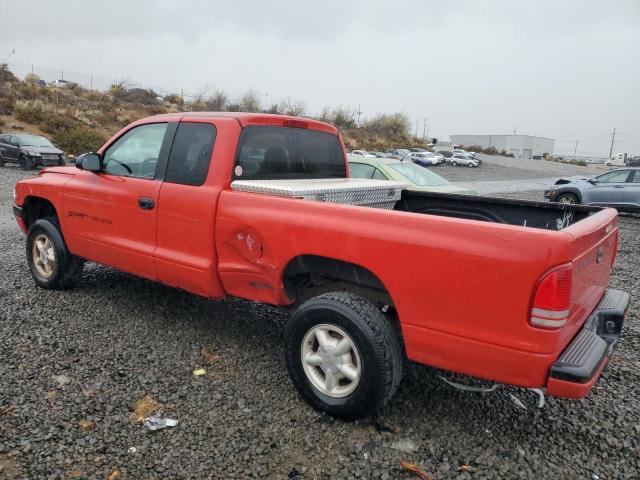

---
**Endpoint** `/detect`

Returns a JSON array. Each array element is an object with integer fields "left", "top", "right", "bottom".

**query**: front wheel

[
  {"left": 467, "top": 162, "right": 474, "bottom": 168},
  {"left": 557, "top": 193, "right": 579, "bottom": 205},
  {"left": 284, "top": 292, "right": 403, "bottom": 419},
  {"left": 26, "top": 217, "right": 84, "bottom": 289},
  {"left": 19, "top": 154, "right": 35, "bottom": 170},
  {"left": 451, "top": 161, "right": 458, "bottom": 167}
]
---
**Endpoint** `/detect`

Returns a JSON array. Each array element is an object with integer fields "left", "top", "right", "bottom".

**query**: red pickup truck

[{"left": 12, "top": 113, "right": 629, "bottom": 419}]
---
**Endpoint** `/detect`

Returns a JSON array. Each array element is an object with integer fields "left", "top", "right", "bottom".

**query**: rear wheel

[
  {"left": 0, "top": 153, "right": 4, "bottom": 167},
  {"left": 26, "top": 217, "right": 84, "bottom": 289},
  {"left": 284, "top": 292, "right": 403, "bottom": 419},
  {"left": 451, "top": 161, "right": 458, "bottom": 167},
  {"left": 557, "top": 193, "right": 579, "bottom": 205}
]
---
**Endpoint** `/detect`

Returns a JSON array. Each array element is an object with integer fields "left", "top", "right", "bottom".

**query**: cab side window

[
  {"left": 164, "top": 123, "right": 216, "bottom": 186},
  {"left": 103, "top": 123, "right": 168, "bottom": 179}
]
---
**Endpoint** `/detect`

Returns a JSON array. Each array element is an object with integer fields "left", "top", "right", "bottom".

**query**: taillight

[
  {"left": 611, "top": 230, "right": 619, "bottom": 267},
  {"left": 530, "top": 265, "right": 573, "bottom": 329}
]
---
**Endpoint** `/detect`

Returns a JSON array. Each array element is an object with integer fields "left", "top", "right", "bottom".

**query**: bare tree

[
  {"left": 280, "top": 97, "right": 307, "bottom": 116},
  {"left": 238, "top": 90, "right": 261, "bottom": 112},
  {"left": 207, "top": 90, "right": 228, "bottom": 111}
]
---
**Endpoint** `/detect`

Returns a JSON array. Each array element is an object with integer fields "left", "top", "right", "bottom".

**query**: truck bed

[{"left": 395, "top": 190, "right": 598, "bottom": 230}]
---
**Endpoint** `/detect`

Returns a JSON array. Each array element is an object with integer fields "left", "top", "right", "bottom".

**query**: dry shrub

[{"left": 52, "top": 125, "right": 107, "bottom": 155}]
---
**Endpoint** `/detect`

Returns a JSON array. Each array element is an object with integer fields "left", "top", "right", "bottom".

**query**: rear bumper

[{"left": 546, "top": 288, "right": 629, "bottom": 398}]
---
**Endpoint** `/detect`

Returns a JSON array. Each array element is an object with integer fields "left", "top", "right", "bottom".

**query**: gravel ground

[{"left": 1, "top": 166, "right": 639, "bottom": 479}]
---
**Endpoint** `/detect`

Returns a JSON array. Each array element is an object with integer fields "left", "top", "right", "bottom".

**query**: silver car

[
  {"left": 448, "top": 153, "right": 479, "bottom": 167},
  {"left": 544, "top": 168, "right": 640, "bottom": 212}
]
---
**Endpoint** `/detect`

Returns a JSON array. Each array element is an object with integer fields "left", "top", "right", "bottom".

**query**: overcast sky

[{"left": 2, "top": 0, "right": 639, "bottom": 156}]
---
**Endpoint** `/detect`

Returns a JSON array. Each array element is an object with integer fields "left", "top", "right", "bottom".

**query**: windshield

[
  {"left": 18, "top": 135, "right": 54, "bottom": 148},
  {"left": 389, "top": 162, "right": 450, "bottom": 186}
]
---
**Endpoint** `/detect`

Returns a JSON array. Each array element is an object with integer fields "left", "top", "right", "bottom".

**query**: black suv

[{"left": 0, "top": 133, "right": 67, "bottom": 169}]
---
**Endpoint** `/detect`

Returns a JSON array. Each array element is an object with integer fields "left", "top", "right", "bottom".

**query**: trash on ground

[
  {"left": 0, "top": 404, "right": 16, "bottom": 415},
  {"left": 192, "top": 368, "right": 206, "bottom": 377},
  {"left": 459, "top": 464, "right": 475, "bottom": 472},
  {"left": 107, "top": 470, "right": 121, "bottom": 480},
  {"left": 66, "top": 469, "right": 83, "bottom": 478},
  {"left": 399, "top": 461, "right": 433, "bottom": 480},
  {"left": 530, "top": 388, "right": 546, "bottom": 408},
  {"left": 131, "top": 394, "right": 163, "bottom": 422},
  {"left": 509, "top": 393, "right": 528, "bottom": 410},
  {"left": 143, "top": 414, "right": 178, "bottom": 431},
  {"left": 201, "top": 346, "right": 222, "bottom": 363},
  {"left": 439, "top": 375, "right": 498, "bottom": 393},
  {"left": 127, "top": 447, "right": 137, "bottom": 454},
  {"left": 52, "top": 374, "right": 71, "bottom": 387},
  {"left": 77, "top": 419, "right": 96, "bottom": 431},
  {"left": 391, "top": 438, "right": 417, "bottom": 453}
]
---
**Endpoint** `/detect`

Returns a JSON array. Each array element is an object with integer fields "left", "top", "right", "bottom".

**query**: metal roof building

[{"left": 449, "top": 135, "right": 555, "bottom": 159}]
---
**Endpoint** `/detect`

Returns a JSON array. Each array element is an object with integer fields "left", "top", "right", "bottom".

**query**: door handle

[
  {"left": 613, "top": 185, "right": 624, "bottom": 189},
  {"left": 138, "top": 197, "right": 155, "bottom": 210}
]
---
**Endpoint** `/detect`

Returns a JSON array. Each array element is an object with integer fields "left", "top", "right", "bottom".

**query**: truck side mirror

[{"left": 75, "top": 152, "right": 101, "bottom": 172}]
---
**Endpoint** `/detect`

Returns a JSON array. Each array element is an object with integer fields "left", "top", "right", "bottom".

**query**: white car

[
  {"left": 351, "top": 150, "right": 376, "bottom": 158},
  {"left": 449, "top": 153, "right": 479, "bottom": 167},
  {"left": 453, "top": 148, "right": 477, "bottom": 159}
]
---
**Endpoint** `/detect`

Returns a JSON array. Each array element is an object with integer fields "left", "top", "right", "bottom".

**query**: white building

[{"left": 449, "top": 135, "right": 555, "bottom": 159}]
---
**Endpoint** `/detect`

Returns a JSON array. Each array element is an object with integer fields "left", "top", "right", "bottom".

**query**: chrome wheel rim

[
  {"left": 559, "top": 195, "right": 576, "bottom": 204},
  {"left": 32, "top": 233, "right": 55, "bottom": 278},
  {"left": 301, "top": 324, "right": 361, "bottom": 398}
]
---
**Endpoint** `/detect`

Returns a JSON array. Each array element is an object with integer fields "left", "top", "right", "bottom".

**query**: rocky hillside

[{"left": 0, "top": 65, "right": 424, "bottom": 155}]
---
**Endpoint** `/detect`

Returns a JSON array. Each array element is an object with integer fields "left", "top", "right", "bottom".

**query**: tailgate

[{"left": 563, "top": 208, "right": 619, "bottom": 336}]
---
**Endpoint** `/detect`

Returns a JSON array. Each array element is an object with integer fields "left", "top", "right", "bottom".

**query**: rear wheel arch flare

[{"left": 282, "top": 255, "right": 392, "bottom": 305}]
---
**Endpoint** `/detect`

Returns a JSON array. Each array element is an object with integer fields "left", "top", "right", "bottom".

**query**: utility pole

[
  {"left": 415, "top": 118, "right": 419, "bottom": 138},
  {"left": 356, "top": 103, "right": 362, "bottom": 127},
  {"left": 513, "top": 126, "right": 517, "bottom": 135},
  {"left": 608, "top": 128, "right": 616, "bottom": 159},
  {"left": 573, "top": 140, "right": 579, "bottom": 159},
  {"left": 264, "top": 92, "right": 268, "bottom": 111},
  {"left": 61, "top": 70, "right": 64, "bottom": 80},
  {"left": 90, "top": 75, "right": 93, "bottom": 91},
  {"left": 422, "top": 118, "right": 427, "bottom": 139}
]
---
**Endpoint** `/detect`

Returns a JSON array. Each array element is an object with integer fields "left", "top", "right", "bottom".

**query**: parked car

[
  {"left": 407, "top": 152, "right": 443, "bottom": 167},
  {"left": 437, "top": 150, "right": 453, "bottom": 158},
  {"left": 0, "top": 133, "right": 67, "bottom": 169},
  {"left": 50, "top": 79, "right": 70, "bottom": 87},
  {"left": 348, "top": 155, "right": 476, "bottom": 195},
  {"left": 370, "top": 151, "right": 388, "bottom": 158},
  {"left": 544, "top": 168, "right": 640, "bottom": 212},
  {"left": 350, "top": 150, "right": 375, "bottom": 157},
  {"left": 452, "top": 149, "right": 482, "bottom": 164},
  {"left": 409, "top": 147, "right": 428, "bottom": 153},
  {"left": 12, "top": 112, "right": 628, "bottom": 419},
  {"left": 449, "top": 153, "right": 479, "bottom": 167}
]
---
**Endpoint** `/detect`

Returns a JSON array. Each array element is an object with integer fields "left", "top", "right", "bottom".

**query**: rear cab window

[{"left": 233, "top": 126, "right": 345, "bottom": 180}]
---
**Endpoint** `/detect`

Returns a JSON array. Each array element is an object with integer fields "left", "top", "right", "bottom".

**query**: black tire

[
  {"left": 557, "top": 193, "right": 579, "bottom": 205},
  {"left": 451, "top": 160, "right": 458, "bottom": 167},
  {"left": 26, "top": 217, "right": 84, "bottom": 289},
  {"left": 284, "top": 292, "right": 403, "bottom": 419},
  {"left": 19, "top": 154, "right": 35, "bottom": 170},
  {"left": 0, "top": 153, "right": 4, "bottom": 167}
]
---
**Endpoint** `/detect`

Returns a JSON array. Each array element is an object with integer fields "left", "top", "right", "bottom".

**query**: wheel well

[
  {"left": 22, "top": 196, "right": 58, "bottom": 229},
  {"left": 283, "top": 255, "right": 393, "bottom": 307}
]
